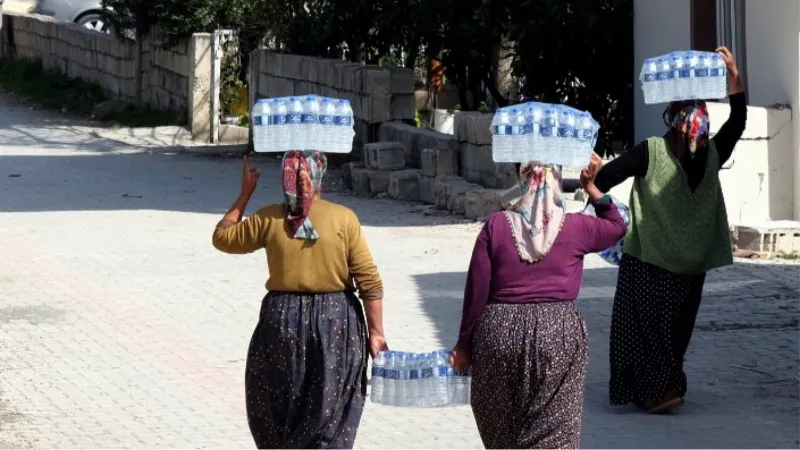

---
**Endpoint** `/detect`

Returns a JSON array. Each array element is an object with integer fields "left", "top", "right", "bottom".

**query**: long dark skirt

[
  {"left": 471, "top": 302, "right": 588, "bottom": 449},
  {"left": 609, "top": 254, "right": 706, "bottom": 405},
  {"left": 245, "top": 291, "right": 368, "bottom": 449}
]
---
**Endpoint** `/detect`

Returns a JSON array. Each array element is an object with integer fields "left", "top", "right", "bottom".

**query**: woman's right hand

[
  {"left": 580, "top": 155, "right": 605, "bottom": 201},
  {"left": 368, "top": 331, "right": 388, "bottom": 359}
]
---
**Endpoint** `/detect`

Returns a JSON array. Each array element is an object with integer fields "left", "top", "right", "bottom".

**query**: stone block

[
  {"left": 421, "top": 148, "right": 459, "bottom": 177},
  {"left": 464, "top": 189, "right": 508, "bottom": 220},
  {"left": 419, "top": 175, "right": 436, "bottom": 204},
  {"left": 379, "top": 122, "right": 458, "bottom": 168},
  {"left": 365, "top": 142, "right": 406, "bottom": 170},
  {"left": 361, "top": 67, "right": 391, "bottom": 96},
  {"left": 391, "top": 94, "right": 415, "bottom": 121},
  {"left": 388, "top": 169, "right": 422, "bottom": 201},
  {"left": 454, "top": 111, "right": 493, "bottom": 145},
  {"left": 388, "top": 67, "right": 414, "bottom": 94},
  {"left": 368, "top": 94, "right": 392, "bottom": 123},
  {"left": 342, "top": 162, "right": 365, "bottom": 190},
  {"left": 460, "top": 143, "right": 518, "bottom": 189},
  {"left": 351, "top": 167, "right": 390, "bottom": 195},
  {"left": 433, "top": 177, "right": 482, "bottom": 214}
]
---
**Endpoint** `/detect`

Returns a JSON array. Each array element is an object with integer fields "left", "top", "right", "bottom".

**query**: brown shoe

[{"left": 645, "top": 390, "right": 684, "bottom": 414}]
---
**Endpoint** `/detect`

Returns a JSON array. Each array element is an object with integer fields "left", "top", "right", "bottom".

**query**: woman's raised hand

[{"left": 241, "top": 154, "right": 261, "bottom": 196}]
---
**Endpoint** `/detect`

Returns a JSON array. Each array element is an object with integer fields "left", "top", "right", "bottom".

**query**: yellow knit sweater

[{"left": 212, "top": 199, "right": 383, "bottom": 300}]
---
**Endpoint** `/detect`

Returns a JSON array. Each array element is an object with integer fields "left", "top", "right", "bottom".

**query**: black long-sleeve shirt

[{"left": 595, "top": 92, "right": 748, "bottom": 193}]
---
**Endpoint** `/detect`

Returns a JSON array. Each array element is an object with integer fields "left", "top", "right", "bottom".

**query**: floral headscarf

[
  {"left": 282, "top": 150, "right": 327, "bottom": 240},
  {"left": 665, "top": 100, "right": 710, "bottom": 159},
  {"left": 503, "top": 163, "right": 567, "bottom": 262}
]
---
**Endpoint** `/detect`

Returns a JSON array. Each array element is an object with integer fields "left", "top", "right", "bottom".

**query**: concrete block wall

[
  {"left": 248, "top": 51, "right": 416, "bottom": 151},
  {"left": 0, "top": 13, "right": 213, "bottom": 140}
]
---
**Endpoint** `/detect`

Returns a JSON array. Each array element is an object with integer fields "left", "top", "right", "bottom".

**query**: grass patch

[
  {"left": 776, "top": 251, "right": 800, "bottom": 260},
  {"left": 0, "top": 57, "right": 180, "bottom": 128}
]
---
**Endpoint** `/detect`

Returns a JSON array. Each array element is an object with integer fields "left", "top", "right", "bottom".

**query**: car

[{"left": 30, "top": 0, "right": 110, "bottom": 34}]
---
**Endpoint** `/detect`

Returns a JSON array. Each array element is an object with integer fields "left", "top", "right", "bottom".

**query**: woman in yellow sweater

[{"left": 212, "top": 151, "right": 388, "bottom": 449}]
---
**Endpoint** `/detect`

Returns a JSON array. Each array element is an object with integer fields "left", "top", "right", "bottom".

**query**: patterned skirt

[
  {"left": 470, "top": 302, "right": 588, "bottom": 449},
  {"left": 245, "top": 291, "right": 368, "bottom": 449},
  {"left": 609, "top": 254, "right": 706, "bottom": 405}
]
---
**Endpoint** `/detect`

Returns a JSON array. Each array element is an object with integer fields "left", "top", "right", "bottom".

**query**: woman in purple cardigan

[{"left": 450, "top": 158, "right": 627, "bottom": 449}]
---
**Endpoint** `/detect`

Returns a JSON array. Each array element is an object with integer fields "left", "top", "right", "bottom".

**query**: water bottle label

[
  {"left": 523, "top": 124, "right": 533, "bottom": 134},
  {"left": 409, "top": 369, "right": 420, "bottom": 380},
  {"left": 337, "top": 117, "right": 352, "bottom": 127},
  {"left": 582, "top": 129, "right": 594, "bottom": 140},
  {"left": 301, "top": 114, "right": 318, "bottom": 124},
  {"left": 679, "top": 69, "right": 692, "bottom": 79},
  {"left": 253, "top": 116, "right": 263, "bottom": 126},
  {"left": 385, "top": 369, "right": 399, "bottom": 380},
  {"left": 540, "top": 126, "right": 555, "bottom": 137},
  {"left": 557, "top": 126, "right": 573, "bottom": 138},
  {"left": 371, "top": 367, "right": 385, "bottom": 377},
  {"left": 421, "top": 368, "right": 433, "bottom": 379},
  {"left": 437, "top": 366, "right": 448, "bottom": 377},
  {"left": 656, "top": 71, "right": 673, "bottom": 81},
  {"left": 695, "top": 68, "right": 709, "bottom": 78},
  {"left": 319, "top": 114, "right": 334, "bottom": 125},
  {"left": 511, "top": 125, "right": 523, "bottom": 136},
  {"left": 644, "top": 73, "right": 657, "bottom": 82},
  {"left": 271, "top": 114, "right": 287, "bottom": 125},
  {"left": 710, "top": 68, "right": 723, "bottom": 77},
  {"left": 288, "top": 113, "right": 302, "bottom": 124}
]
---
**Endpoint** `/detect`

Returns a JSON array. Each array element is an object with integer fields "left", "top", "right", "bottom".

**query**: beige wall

[
  {"left": 0, "top": 13, "right": 214, "bottom": 140},
  {"left": 743, "top": 0, "right": 800, "bottom": 220},
  {"left": 632, "top": 0, "right": 692, "bottom": 142}
]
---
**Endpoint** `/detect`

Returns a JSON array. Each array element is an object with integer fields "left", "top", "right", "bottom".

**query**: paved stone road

[{"left": 1, "top": 97, "right": 798, "bottom": 448}]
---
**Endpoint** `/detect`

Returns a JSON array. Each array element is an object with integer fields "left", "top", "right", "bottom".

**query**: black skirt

[
  {"left": 609, "top": 254, "right": 706, "bottom": 405},
  {"left": 245, "top": 290, "right": 368, "bottom": 449}
]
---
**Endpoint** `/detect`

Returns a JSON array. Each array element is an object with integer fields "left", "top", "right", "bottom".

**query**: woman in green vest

[{"left": 593, "top": 46, "right": 747, "bottom": 414}]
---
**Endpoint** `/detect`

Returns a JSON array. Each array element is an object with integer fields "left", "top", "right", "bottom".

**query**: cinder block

[
  {"left": 421, "top": 148, "right": 458, "bottom": 177},
  {"left": 369, "top": 170, "right": 391, "bottom": 194},
  {"left": 388, "top": 169, "right": 422, "bottom": 201},
  {"left": 454, "top": 111, "right": 493, "bottom": 145},
  {"left": 378, "top": 122, "right": 458, "bottom": 168},
  {"left": 343, "top": 162, "right": 365, "bottom": 189},
  {"left": 464, "top": 189, "right": 509, "bottom": 219},
  {"left": 368, "top": 94, "right": 392, "bottom": 123},
  {"left": 391, "top": 94, "right": 415, "bottom": 121},
  {"left": 433, "top": 177, "right": 482, "bottom": 214},
  {"left": 365, "top": 142, "right": 407, "bottom": 170},
  {"left": 352, "top": 167, "right": 372, "bottom": 196},
  {"left": 362, "top": 68, "right": 391, "bottom": 96},
  {"left": 419, "top": 175, "right": 436, "bottom": 204},
  {"left": 460, "top": 143, "right": 517, "bottom": 189},
  {"left": 388, "top": 67, "right": 414, "bottom": 94}
]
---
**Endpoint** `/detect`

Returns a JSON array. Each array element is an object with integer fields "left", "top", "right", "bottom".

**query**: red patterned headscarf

[
  {"left": 282, "top": 150, "right": 327, "bottom": 240},
  {"left": 664, "top": 100, "right": 710, "bottom": 159}
]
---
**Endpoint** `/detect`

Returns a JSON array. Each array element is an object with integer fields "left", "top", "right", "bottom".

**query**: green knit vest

[{"left": 624, "top": 137, "right": 733, "bottom": 274}]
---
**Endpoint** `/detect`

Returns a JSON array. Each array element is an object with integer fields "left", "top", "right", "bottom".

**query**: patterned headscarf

[
  {"left": 665, "top": 100, "right": 710, "bottom": 158},
  {"left": 503, "top": 163, "right": 567, "bottom": 262},
  {"left": 282, "top": 150, "right": 327, "bottom": 240}
]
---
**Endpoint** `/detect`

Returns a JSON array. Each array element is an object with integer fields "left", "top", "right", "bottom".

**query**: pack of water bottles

[
  {"left": 370, "top": 350, "right": 471, "bottom": 407},
  {"left": 251, "top": 95, "right": 355, "bottom": 153},
  {"left": 581, "top": 195, "right": 631, "bottom": 266},
  {"left": 490, "top": 102, "right": 600, "bottom": 169},
  {"left": 640, "top": 50, "right": 727, "bottom": 105}
]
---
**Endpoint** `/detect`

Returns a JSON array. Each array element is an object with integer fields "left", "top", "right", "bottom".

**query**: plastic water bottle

[
  {"left": 383, "top": 351, "right": 397, "bottom": 405},
  {"left": 435, "top": 350, "right": 449, "bottom": 406},
  {"left": 557, "top": 107, "right": 577, "bottom": 167},
  {"left": 540, "top": 105, "right": 558, "bottom": 161},
  {"left": 655, "top": 56, "right": 672, "bottom": 103},
  {"left": 491, "top": 108, "right": 513, "bottom": 162},
  {"left": 319, "top": 98, "right": 336, "bottom": 152},
  {"left": 271, "top": 99, "right": 288, "bottom": 152},
  {"left": 302, "top": 95, "right": 321, "bottom": 151},
  {"left": 641, "top": 58, "right": 659, "bottom": 104},
  {"left": 335, "top": 100, "right": 354, "bottom": 152},
  {"left": 695, "top": 53, "right": 711, "bottom": 99},
  {"left": 510, "top": 108, "right": 527, "bottom": 163},
  {"left": 286, "top": 97, "right": 304, "bottom": 150},
  {"left": 669, "top": 52, "right": 684, "bottom": 101},
  {"left": 371, "top": 351, "right": 386, "bottom": 404},
  {"left": 709, "top": 53, "right": 727, "bottom": 99},
  {"left": 252, "top": 100, "right": 266, "bottom": 152}
]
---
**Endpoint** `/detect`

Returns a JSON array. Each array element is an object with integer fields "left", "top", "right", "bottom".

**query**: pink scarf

[{"left": 503, "top": 163, "right": 567, "bottom": 262}]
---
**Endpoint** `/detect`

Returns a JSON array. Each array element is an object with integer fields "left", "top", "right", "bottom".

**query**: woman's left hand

[
  {"left": 449, "top": 346, "right": 472, "bottom": 372},
  {"left": 716, "top": 46, "right": 740, "bottom": 79}
]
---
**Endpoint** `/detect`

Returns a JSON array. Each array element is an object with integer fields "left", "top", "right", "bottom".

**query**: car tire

[{"left": 76, "top": 11, "right": 110, "bottom": 34}]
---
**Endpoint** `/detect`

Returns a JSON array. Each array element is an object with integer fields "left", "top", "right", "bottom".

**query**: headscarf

[
  {"left": 282, "top": 150, "right": 327, "bottom": 240},
  {"left": 503, "top": 162, "right": 567, "bottom": 262},
  {"left": 663, "top": 100, "right": 710, "bottom": 161}
]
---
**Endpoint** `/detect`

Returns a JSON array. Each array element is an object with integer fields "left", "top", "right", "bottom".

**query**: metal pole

[{"left": 210, "top": 30, "right": 222, "bottom": 144}]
